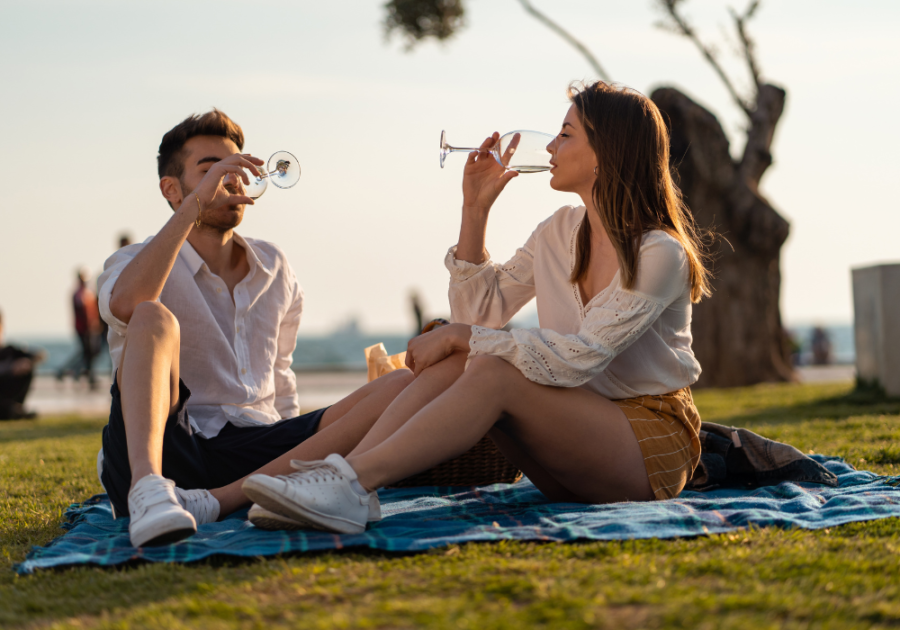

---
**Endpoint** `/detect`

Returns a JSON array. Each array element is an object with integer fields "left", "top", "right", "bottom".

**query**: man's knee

[{"left": 129, "top": 302, "right": 179, "bottom": 341}]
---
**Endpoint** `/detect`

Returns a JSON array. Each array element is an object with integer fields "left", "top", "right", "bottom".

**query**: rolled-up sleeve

[
  {"left": 467, "top": 234, "right": 690, "bottom": 387},
  {"left": 97, "top": 243, "right": 144, "bottom": 338},
  {"left": 273, "top": 270, "right": 303, "bottom": 419}
]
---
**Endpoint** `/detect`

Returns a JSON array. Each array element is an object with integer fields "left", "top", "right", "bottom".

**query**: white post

[{"left": 852, "top": 263, "right": 900, "bottom": 396}]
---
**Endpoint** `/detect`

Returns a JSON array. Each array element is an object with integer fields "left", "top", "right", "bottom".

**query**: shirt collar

[
  {"left": 180, "top": 233, "right": 273, "bottom": 278},
  {"left": 232, "top": 232, "right": 272, "bottom": 277}
]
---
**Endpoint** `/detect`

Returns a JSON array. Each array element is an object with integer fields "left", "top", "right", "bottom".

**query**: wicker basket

[{"left": 387, "top": 435, "right": 522, "bottom": 488}]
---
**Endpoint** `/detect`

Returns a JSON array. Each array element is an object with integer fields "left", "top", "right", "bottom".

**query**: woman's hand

[
  {"left": 405, "top": 323, "right": 472, "bottom": 376},
  {"left": 461, "top": 132, "right": 519, "bottom": 215}
]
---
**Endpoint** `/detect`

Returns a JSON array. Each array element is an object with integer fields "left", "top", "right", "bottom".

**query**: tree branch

[
  {"left": 657, "top": 0, "right": 752, "bottom": 117},
  {"left": 729, "top": 0, "right": 762, "bottom": 92},
  {"left": 517, "top": 0, "right": 611, "bottom": 82}
]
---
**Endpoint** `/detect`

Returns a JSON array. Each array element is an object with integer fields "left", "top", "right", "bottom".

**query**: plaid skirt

[{"left": 613, "top": 388, "right": 702, "bottom": 500}]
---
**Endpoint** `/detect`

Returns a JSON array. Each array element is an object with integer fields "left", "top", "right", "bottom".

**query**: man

[
  {"left": 0, "top": 309, "right": 42, "bottom": 420},
  {"left": 57, "top": 269, "right": 100, "bottom": 389},
  {"left": 98, "top": 110, "right": 412, "bottom": 547}
]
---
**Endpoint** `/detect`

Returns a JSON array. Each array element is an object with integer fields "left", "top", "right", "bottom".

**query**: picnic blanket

[{"left": 15, "top": 456, "right": 900, "bottom": 575}]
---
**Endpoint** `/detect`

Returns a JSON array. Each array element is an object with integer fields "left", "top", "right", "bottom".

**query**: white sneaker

[
  {"left": 242, "top": 454, "right": 370, "bottom": 534},
  {"left": 174, "top": 487, "right": 220, "bottom": 525},
  {"left": 127, "top": 474, "right": 197, "bottom": 547},
  {"left": 248, "top": 491, "right": 381, "bottom": 531},
  {"left": 248, "top": 504, "right": 306, "bottom": 530},
  {"left": 286, "top": 459, "right": 381, "bottom": 521}
]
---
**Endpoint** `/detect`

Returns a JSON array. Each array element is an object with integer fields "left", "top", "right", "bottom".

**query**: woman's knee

[
  {"left": 464, "top": 354, "right": 516, "bottom": 385},
  {"left": 383, "top": 368, "right": 415, "bottom": 390},
  {"left": 416, "top": 350, "right": 468, "bottom": 379}
]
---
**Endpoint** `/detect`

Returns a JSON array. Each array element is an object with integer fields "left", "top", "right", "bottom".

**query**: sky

[{"left": 1, "top": 0, "right": 898, "bottom": 338}]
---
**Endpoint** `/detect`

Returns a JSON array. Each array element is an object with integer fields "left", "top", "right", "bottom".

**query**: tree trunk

[{"left": 651, "top": 86, "right": 794, "bottom": 387}]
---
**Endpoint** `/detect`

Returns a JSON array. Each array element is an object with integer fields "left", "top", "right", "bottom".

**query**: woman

[{"left": 242, "top": 81, "right": 712, "bottom": 534}]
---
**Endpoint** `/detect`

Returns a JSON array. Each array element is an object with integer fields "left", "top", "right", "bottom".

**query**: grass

[{"left": 1, "top": 380, "right": 899, "bottom": 629}]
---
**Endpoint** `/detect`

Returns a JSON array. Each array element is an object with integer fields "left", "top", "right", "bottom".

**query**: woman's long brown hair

[{"left": 568, "top": 81, "right": 712, "bottom": 303}]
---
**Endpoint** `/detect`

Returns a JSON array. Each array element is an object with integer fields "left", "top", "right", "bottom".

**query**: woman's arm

[
  {"left": 455, "top": 132, "right": 518, "bottom": 264},
  {"left": 465, "top": 234, "right": 690, "bottom": 387},
  {"left": 446, "top": 234, "right": 538, "bottom": 329}
]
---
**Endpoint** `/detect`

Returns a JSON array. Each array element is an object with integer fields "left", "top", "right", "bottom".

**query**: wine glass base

[
  {"left": 439, "top": 130, "right": 449, "bottom": 168},
  {"left": 269, "top": 151, "right": 301, "bottom": 189}
]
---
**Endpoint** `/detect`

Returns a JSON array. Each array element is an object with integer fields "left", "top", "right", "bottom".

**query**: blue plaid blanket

[{"left": 16, "top": 456, "right": 900, "bottom": 575}]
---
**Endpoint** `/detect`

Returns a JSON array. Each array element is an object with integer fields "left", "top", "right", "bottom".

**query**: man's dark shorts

[{"left": 100, "top": 375, "right": 327, "bottom": 517}]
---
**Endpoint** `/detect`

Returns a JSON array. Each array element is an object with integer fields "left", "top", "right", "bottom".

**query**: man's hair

[{"left": 157, "top": 109, "right": 244, "bottom": 180}]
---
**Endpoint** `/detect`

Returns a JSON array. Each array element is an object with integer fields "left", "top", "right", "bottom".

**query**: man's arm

[{"left": 108, "top": 154, "right": 263, "bottom": 324}]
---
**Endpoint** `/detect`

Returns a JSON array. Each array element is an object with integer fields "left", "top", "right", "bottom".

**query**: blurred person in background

[
  {"left": 409, "top": 290, "right": 424, "bottom": 337},
  {"left": 0, "top": 309, "right": 42, "bottom": 420},
  {"left": 56, "top": 268, "right": 101, "bottom": 389},
  {"left": 811, "top": 326, "right": 832, "bottom": 365}
]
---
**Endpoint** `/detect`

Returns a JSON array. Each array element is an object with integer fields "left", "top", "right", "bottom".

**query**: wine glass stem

[{"left": 448, "top": 145, "right": 482, "bottom": 154}]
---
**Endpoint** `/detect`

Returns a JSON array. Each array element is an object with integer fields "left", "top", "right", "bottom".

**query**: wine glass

[
  {"left": 439, "top": 130, "right": 555, "bottom": 173},
  {"left": 241, "top": 151, "right": 301, "bottom": 199}
]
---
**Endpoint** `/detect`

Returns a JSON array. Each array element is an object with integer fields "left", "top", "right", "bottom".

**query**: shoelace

[
  {"left": 274, "top": 460, "right": 344, "bottom": 486},
  {"left": 175, "top": 488, "right": 219, "bottom": 525},
  {"left": 130, "top": 477, "right": 179, "bottom": 517},
  {"left": 289, "top": 459, "right": 329, "bottom": 473}
]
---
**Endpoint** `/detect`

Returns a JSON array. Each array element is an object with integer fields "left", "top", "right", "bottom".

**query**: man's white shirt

[{"left": 97, "top": 233, "right": 304, "bottom": 438}]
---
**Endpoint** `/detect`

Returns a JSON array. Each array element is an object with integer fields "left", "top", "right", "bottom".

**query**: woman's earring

[{"left": 593, "top": 166, "right": 598, "bottom": 175}]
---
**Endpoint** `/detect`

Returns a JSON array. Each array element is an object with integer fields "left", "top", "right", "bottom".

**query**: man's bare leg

[
  {"left": 209, "top": 368, "right": 416, "bottom": 515},
  {"left": 114, "top": 301, "right": 198, "bottom": 547},
  {"left": 117, "top": 301, "right": 182, "bottom": 487}
]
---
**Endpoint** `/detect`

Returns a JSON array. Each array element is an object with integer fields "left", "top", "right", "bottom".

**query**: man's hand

[
  {"left": 190, "top": 154, "right": 265, "bottom": 215},
  {"left": 405, "top": 323, "right": 472, "bottom": 376}
]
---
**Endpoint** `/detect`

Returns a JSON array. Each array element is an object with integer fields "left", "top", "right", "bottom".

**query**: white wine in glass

[
  {"left": 241, "top": 151, "right": 301, "bottom": 199},
  {"left": 439, "top": 130, "right": 554, "bottom": 173}
]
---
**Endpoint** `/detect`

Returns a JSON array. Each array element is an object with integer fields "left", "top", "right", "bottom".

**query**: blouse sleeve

[
  {"left": 467, "top": 233, "right": 689, "bottom": 387},
  {"left": 445, "top": 213, "right": 557, "bottom": 328}
]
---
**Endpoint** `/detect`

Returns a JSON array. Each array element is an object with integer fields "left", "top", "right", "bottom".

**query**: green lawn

[{"left": 2, "top": 381, "right": 899, "bottom": 629}]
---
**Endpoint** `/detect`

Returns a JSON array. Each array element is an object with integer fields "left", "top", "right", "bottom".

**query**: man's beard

[{"left": 184, "top": 182, "right": 244, "bottom": 233}]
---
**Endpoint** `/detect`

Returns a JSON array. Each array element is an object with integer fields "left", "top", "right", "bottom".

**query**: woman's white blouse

[{"left": 445, "top": 205, "right": 701, "bottom": 399}]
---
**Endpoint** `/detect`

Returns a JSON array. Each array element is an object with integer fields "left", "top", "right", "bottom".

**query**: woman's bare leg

[
  {"left": 349, "top": 351, "right": 468, "bottom": 457},
  {"left": 348, "top": 355, "right": 653, "bottom": 504},
  {"left": 485, "top": 424, "right": 584, "bottom": 502},
  {"left": 209, "top": 368, "right": 414, "bottom": 515}
]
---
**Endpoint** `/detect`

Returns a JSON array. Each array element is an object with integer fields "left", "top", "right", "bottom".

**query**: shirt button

[
  {"left": 216, "top": 287, "right": 222, "bottom": 294},
  {"left": 236, "top": 326, "right": 241, "bottom": 332},
  {"left": 241, "top": 368, "right": 247, "bottom": 375}
]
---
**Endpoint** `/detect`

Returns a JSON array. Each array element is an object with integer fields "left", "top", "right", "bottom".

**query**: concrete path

[
  {"left": 21, "top": 366, "right": 855, "bottom": 419},
  {"left": 24, "top": 372, "right": 368, "bottom": 419}
]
